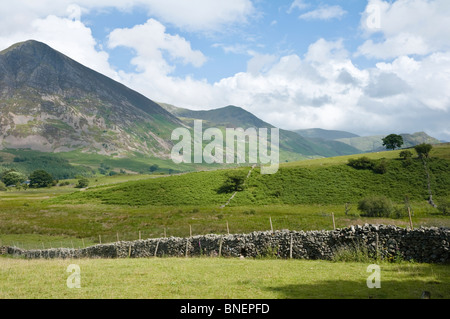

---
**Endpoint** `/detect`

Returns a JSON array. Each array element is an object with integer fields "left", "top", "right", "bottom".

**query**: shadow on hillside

[{"left": 264, "top": 265, "right": 449, "bottom": 299}]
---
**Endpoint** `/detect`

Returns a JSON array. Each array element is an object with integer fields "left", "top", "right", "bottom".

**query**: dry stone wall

[{"left": 1, "top": 225, "right": 449, "bottom": 263}]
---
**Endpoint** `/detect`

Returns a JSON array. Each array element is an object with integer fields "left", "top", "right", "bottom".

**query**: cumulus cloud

[
  {"left": 0, "top": 0, "right": 256, "bottom": 35},
  {"left": 358, "top": 0, "right": 450, "bottom": 59},
  {"left": 108, "top": 19, "right": 207, "bottom": 73},
  {"left": 0, "top": 14, "right": 117, "bottom": 80}
]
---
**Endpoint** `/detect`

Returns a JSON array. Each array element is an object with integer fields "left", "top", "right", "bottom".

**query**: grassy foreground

[{"left": 1, "top": 258, "right": 449, "bottom": 299}]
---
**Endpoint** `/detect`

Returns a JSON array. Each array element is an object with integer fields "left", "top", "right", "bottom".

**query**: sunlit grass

[{"left": 0, "top": 258, "right": 448, "bottom": 299}]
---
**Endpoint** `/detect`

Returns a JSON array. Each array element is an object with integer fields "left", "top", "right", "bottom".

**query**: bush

[
  {"left": 75, "top": 178, "right": 89, "bottom": 189},
  {"left": 373, "top": 160, "right": 388, "bottom": 174},
  {"left": 399, "top": 150, "right": 413, "bottom": 160},
  {"left": 348, "top": 157, "right": 375, "bottom": 170},
  {"left": 438, "top": 199, "right": 450, "bottom": 215},
  {"left": 358, "top": 196, "right": 394, "bottom": 217},
  {"left": 0, "top": 181, "right": 6, "bottom": 191}
]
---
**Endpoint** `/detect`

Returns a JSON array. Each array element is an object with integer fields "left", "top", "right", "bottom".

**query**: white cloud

[
  {"left": 358, "top": 0, "right": 450, "bottom": 59},
  {"left": 108, "top": 19, "right": 207, "bottom": 73},
  {"left": 299, "top": 5, "right": 347, "bottom": 21},
  {"left": 287, "top": 0, "right": 309, "bottom": 14},
  {"left": 141, "top": 0, "right": 255, "bottom": 32},
  {"left": 0, "top": 15, "right": 118, "bottom": 80},
  {"left": 0, "top": 0, "right": 256, "bottom": 35}
]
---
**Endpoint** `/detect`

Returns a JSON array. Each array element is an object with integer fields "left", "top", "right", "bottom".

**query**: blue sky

[{"left": 1, "top": 0, "right": 449, "bottom": 141}]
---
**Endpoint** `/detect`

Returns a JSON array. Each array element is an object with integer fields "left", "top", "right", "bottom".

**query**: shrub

[
  {"left": 399, "top": 150, "right": 413, "bottom": 160},
  {"left": 358, "top": 196, "right": 394, "bottom": 217},
  {"left": 438, "top": 199, "right": 450, "bottom": 215},
  {"left": 0, "top": 181, "right": 6, "bottom": 191},
  {"left": 348, "top": 157, "right": 375, "bottom": 170},
  {"left": 75, "top": 178, "right": 89, "bottom": 189},
  {"left": 373, "top": 160, "right": 388, "bottom": 174}
]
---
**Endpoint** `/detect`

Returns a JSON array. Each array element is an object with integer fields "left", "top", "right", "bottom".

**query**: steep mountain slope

[
  {"left": 0, "top": 40, "right": 182, "bottom": 157},
  {"left": 159, "top": 103, "right": 362, "bottom": 159}
]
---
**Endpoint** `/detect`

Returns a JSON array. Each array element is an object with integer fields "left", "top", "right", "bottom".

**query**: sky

[{"left": 0, "top": 0, "right": 449, "bottom": 141}]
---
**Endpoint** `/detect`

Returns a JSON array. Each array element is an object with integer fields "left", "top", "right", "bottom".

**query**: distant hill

[
  {"left": 294, "top": 128, "right": 359, "bottom": 140},
  {"left": 336, "top": 132, "right": 442, "bottom": 152},
  {"left": 159, "top": 103, "right": 363, "bottom": 161}
]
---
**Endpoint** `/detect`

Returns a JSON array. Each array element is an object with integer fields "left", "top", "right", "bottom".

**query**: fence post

[
  {"left": 290, "top": 233, "right": 293, "bottom": 259},
  {"left": 408, "top": 207, "right": 414, "bottom": 230},
  {"left": 154, "top": 239, "right": 160, "bottom": 257},
  {"left": 99, "top": 235, "right": 102, "bottom": 244},
  {"left": 270, "top": 217, "right": 273, "bottom": 234},
  {"left": 332, "top": 213, "right": 336, "bottom": 230},
  {"left": 185, "top": 238, "right": 189, "bottom": 258},
  {"left": 117, "top": 233, "right": 120, "bottom": 242},
  {"left": 226, "top": 221, "right": 230, "bottom": 235},
  {"left": 219, "top": 237, "right": 223, "bottom": 257}
]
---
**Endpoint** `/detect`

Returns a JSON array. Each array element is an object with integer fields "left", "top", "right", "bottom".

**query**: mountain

[
  {"left": 0, "top": 40, "right": 182, "bottom": 157},
  {"left": 0, "top": 40, "right": 361, "bottom": 168},
  {"left": 336, "top": 132, "right": 442, "bottom": 152},
  {"left": 159, "top": 103, "right": 362, "bottom": 160},
  {"left": 294, "top": 128, "right": 359, "bottom": 140}
]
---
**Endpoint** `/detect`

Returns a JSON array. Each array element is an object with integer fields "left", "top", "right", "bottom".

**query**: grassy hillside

[
  {"left": 54, "top": 144, "right": 450, "bottom": 207},
  {"left": 294, "top": 128, "right": 359, "bottom": 140},
  {"left": 0, "top": 148, "right": 209, "bottom": 179},
  {"left": 2, "top": 144, "right": 448, "bottom": 249}
]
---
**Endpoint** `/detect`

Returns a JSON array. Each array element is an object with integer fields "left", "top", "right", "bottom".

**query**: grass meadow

[
  {"left": 1, "top": 257, "right": 449, "bottom": 299},
  {"left": 1, "top": 144, "right": 449, "bottom": 299}
]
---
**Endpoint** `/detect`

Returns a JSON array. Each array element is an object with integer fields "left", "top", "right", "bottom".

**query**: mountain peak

[{"left": 0, "top": 40, "right": 180, "bottom": 156}]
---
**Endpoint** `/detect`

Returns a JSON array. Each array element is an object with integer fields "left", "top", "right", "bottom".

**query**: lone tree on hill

[{"left": 382, "top": 134, "right": 404, "bottom": 150}]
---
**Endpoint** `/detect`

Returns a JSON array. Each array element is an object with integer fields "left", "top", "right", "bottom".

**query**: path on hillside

[{"left": 220, "top": 164, "right": 256, "bottom": 208}]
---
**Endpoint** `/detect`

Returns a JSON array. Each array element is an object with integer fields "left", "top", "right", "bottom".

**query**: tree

[
  {"left": 382, "top": 134, "right": 404, "bottom": 150},
  {"left": 29, "top": 170, "right": 54, "bottom": 188},
  {"left": 218, "top": 171, "right": 247, "bottom": 194},
  {"left": 0, "top": 181, "right": 6, "bottom": 191},
  {"left": 414, "top": 143, "right": 433, "bottom": 159},
  {"left": 149, "top": 164, "right": 159, "bottom": 173},
  {"left": 1, "top": 170, "right": 26, "bottom": 187},
  {"left": 75, "top": 178, "right": 89, "bottom": 188}
]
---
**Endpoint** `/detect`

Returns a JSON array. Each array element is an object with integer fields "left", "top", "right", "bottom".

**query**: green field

[
  {"left": 1, "top": 258, "right": 449, "bottom": 299},
  {"left": 1, "top": 145, "right": 449, "bottom": 300},
  {"left": 1, "top": 144, "right": 449, "bottom": 249}
]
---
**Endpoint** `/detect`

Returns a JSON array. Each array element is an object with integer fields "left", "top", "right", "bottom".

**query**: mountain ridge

[{"left": 0, "top": 40, "right": 181, "bottom": 157}]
